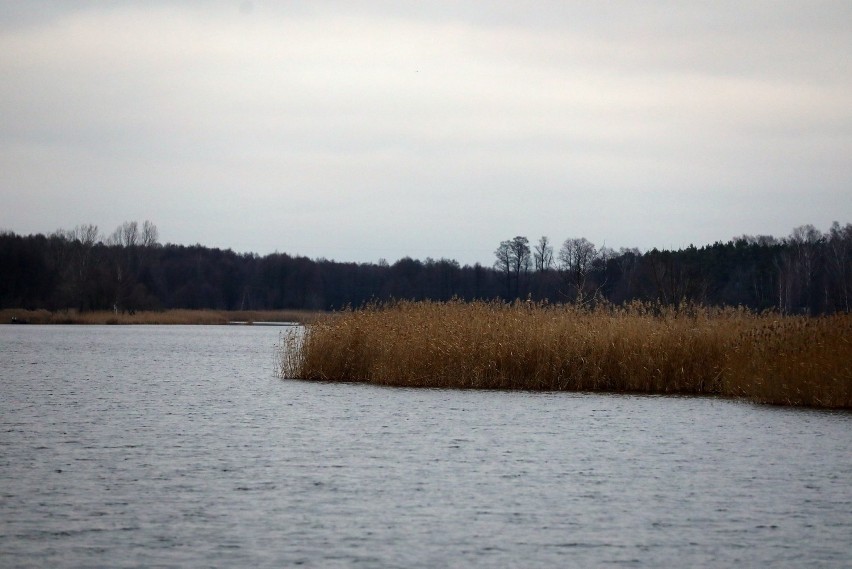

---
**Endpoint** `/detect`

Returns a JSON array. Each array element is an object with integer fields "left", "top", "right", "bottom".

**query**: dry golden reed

[
  {"left": 724, "top": 315, "right": 852, "bottom": 408},
  {"left": 279, "top": 300, "right": 852, "bottom": 409}
]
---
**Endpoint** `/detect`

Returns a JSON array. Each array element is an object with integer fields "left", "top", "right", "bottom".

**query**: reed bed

[
  {"left": 724, "top": 315, "right": 852, "bottom": 408},
  {"left": 1, "top": 308, "right": 321, "bottom": 325},
  {"left": 279, "top": 300, "right": 852, "bottom": 409}
]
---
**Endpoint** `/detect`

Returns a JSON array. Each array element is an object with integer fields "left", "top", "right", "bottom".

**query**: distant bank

[{"left": 0, "top": 308, "right": 321, "bottom": 326}]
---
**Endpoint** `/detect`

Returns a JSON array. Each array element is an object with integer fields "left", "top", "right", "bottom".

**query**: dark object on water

[{"left": 11, "top": 316, "right": 28, "bottom": 324}]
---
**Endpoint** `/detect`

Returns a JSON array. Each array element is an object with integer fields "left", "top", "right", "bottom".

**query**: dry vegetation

[
  {"left": 1, "top": 308, "right": 321, "bottom": 325},
  {"left": 279, "top": 300, "right": 852, "bottom": 409}
]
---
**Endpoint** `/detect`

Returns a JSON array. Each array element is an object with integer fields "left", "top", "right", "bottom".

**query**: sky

[{"left": 1, "top": 1, "right": 850, "bottom": 265}]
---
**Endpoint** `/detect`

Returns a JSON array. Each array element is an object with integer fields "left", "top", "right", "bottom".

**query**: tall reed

[
  {"left": 279, "top": 300, "right": 851, "bottom": 409},
  {"left": 724, "top": 315, "right": 852, "bottom": 407}
]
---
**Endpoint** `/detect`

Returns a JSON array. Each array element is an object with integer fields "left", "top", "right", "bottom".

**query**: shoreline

[{"left": 1, "top": 308, "right": 321, "bottom": 326}]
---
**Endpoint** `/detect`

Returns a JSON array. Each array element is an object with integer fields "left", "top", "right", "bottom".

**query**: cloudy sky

[{"left": 2, "top": 1, "right": 850, "bottom": 265}]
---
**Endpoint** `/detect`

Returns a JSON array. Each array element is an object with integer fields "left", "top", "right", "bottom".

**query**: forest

[{"left": 1, "top": 221, "right": 850, "bottom": 315}]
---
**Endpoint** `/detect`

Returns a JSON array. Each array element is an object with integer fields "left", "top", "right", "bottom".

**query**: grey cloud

[{"left": 1, "top": 2, "right": 850, "bottom": 264}]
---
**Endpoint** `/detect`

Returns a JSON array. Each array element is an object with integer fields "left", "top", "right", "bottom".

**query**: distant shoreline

[{"left": 1, "top": 308, "right": 321, "bottom": 326}]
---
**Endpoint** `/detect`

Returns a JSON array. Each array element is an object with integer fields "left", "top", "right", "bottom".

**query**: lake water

[{"left": 1, "top": 325, "right": 850, "bottom": 568}]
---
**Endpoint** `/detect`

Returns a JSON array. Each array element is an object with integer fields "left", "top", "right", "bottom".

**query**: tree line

[{"left": 1, "top": 221, "right": 850, "bottom": 315}]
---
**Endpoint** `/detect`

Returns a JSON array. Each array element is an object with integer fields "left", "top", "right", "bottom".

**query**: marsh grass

[
  {"left": 279, "top": 300, "right": 852, "bottom": 409},
  {"left": 1, "top": 308, "right": 321, "bottom": 325},
  {"left": 724, "top": 315, "right": 852, "bottom": 408}
]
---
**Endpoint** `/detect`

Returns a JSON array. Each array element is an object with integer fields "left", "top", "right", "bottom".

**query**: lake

[{"left": 1, "top": 325, "right": 850, "bottom": 567}]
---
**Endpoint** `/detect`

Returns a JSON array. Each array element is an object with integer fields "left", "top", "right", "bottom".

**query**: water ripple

[{"left": 1, "top": 324, "right": 850, "bottom": 567}]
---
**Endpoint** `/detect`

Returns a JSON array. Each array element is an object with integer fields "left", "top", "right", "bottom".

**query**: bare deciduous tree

[
  {"left": 494, "top": 236, "right": 531, "bottom": 299},
  {"left": 558, "top": 237, "right": 598, "bottom": 302},
  {"left": 509, "top": 236, "right": 531, "bottom": 280},
  {"left": 65, "top": 224, "right": 101, "bottom": 246},
  {"left": 141, "top": 220, "right": 159, "bottom": 247},
  {"left": 533, "top": 235, "right": 554, "bottom": 272},
  {"left": 109, "top": 221, "right": 139, "bottom": 247}
]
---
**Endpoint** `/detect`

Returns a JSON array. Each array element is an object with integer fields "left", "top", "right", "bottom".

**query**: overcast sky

[{"left": 2, "top": 1, "right": 850, "bottom": 265}]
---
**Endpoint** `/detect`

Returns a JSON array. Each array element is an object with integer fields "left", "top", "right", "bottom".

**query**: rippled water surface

[{"left": 1, "top": 325, "right": 851, "bottom": 567}]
